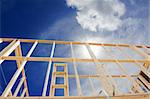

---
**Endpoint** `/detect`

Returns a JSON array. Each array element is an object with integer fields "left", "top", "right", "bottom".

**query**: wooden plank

[
  {"left": 1, "top": 38, "right": 150, "bottom": 48},
  {"left": 70, "top": 42, "right": 82, "bottom": 96},
  {"left": 68, "top": 74, "right": 138, "bottom": 78},
  {"left": 0, "top": 93, "right": 149, "bottom": 99},
  {"left": 138, "top": 75, "right": 150, "bottom": 89},
  {"left": 53, "top": 72, "right": 66, "bottom": 75},
  {"left": 65, "top": 64, "right": 69, "bottom": 96},
  {"left": 52, "top": 84, "right": 67, "bottom": 88},
  {"left": 42, "top": 42, "right": 55, "bottom": 96},
  {"left": 21, "top": 88, "right": 27, "bottom": 97},
  {"left": 54, "top": 63, "right": 67, "bottom": 66},
  {"left": 13, "top": 77, "right": 25, "bottom": 96},
  {"left": 1, "top": 56, "right": 150, "bottom": 63},
  {"left": 0, "top": 39, "right": 16, "bottom": 56},
  {"left": 50, "top": 63, "right": 57, "bottom": 96},
  {"left": 50, "top": 74, "right": 138, "bottom": 78},
  {"left": 135, "top": 78, "right": 149, "bottom": 92},
  {"left": 15, "top": 44, "right": 29, "bottom": 96},
  {"left": 2, "top": 41, "right": 38, "bottom": 97}
]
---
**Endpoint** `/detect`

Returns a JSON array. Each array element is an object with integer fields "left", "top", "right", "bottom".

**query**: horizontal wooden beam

[
  {"left": 1, "top": 56, "right": 150, "bottom": 63},
  {"left": 68, "top": 74, "right": 138, "bottom": 78},
  {"left": 0, "top": 93, "right": 149, "bottom": 99},
  {"left": 52, "top": 84, "right": 67, "bottom": 88},
  {"left": 1, "top": 38, "right": 150, "bottom": 48}
]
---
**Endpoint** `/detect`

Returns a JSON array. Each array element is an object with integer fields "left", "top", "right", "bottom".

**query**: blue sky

[{"left": 0, "top": 0, "right": 150, "bottom": 96}]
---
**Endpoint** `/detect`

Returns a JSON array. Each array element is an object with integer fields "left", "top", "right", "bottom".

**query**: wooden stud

[
  {"left": 65, "top": 64, "right": 69, "bottom": 96},
  {"left": 13, "top": 77, "right": 25, "bottom": 96},
  {"left": 70, "top": 42, "right": 82, "bottom": 96},
  {"left": 42, "top": 42, "right": 55, "bottom": 96},
  {"left": 20, "top": 88, "right": 27, "bottom": 97},
  {"left": 15, "top": 44, "right": 29, "bottom": 96}
]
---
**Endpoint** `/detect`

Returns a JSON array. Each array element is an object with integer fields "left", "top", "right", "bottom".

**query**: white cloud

[{"left": 66, "top": 0, "right": 126, "bottom": 32}]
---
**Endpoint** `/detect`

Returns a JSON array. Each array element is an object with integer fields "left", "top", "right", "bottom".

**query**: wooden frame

[
  {"left": 0, "top": 38, "right": 149, "bottom": 99},
  {"left": 50, "top": 63, "right": 69, "bottom": 96}
]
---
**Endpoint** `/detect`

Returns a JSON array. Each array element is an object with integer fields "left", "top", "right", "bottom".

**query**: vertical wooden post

[
  {"left": 42, "top": 42, "right": 55, "bottom": 96},
  {"left": 65, "top": 64, "right": 69, "bottom": 96},
  {"left": 15, "top": 44, "right": 29, "bottom": 96},
  {"left": 70, "top": 43, "right": 82, "bottom": 96},
  {"left": 50, "top": 64, "right": 56, "bottom": 96}
]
